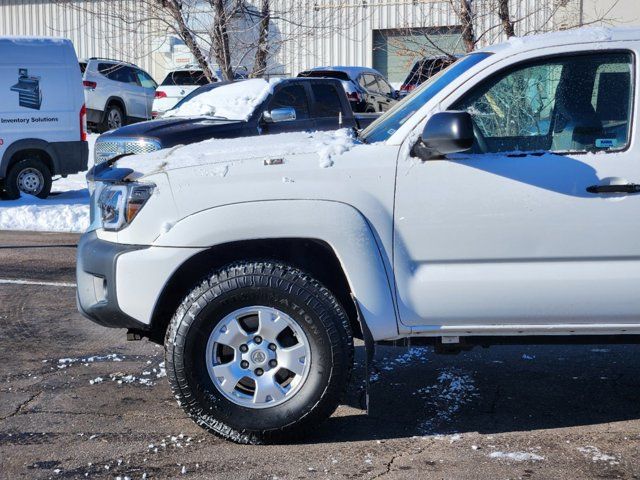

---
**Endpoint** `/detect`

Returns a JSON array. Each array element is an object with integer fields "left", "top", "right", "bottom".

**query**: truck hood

[
  {"left": 98, "top": 116, "right": 248, "bottom": 147},
  {"left": 114, "top": 129, "right": 357, "bottom": 179}
]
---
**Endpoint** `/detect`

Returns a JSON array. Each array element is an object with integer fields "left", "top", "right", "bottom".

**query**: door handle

[{"left": 586, "top": 183, "right": 640, "bottom": 194}]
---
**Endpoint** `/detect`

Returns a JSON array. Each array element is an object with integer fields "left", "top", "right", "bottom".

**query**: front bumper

[{"left": 76, "top": 231, "right": 149, "bottom": 330}]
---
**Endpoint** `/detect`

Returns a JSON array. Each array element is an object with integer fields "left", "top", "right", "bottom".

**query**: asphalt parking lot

[{"left": 1, "top": 231, "right": 640, "bottom": 479}]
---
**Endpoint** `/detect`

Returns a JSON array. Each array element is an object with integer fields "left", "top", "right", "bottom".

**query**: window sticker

[{"left": 595, "top": 138, "right": 617, "bottom": 149}]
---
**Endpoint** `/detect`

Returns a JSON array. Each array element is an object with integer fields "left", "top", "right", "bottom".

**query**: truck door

[
  {"left": 310, "top": 82, "right": 348, "bottom": 131},
  {"left": 393, "top": 48, "right": 640, "bottom": 330},
  {"left": 260, "top": 83, "right": 314, "bottom": 134}
]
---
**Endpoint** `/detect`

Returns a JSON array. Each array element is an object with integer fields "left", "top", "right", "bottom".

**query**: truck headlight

[{"left": 97, "top": 183, "right": 155, "bottom": 231}]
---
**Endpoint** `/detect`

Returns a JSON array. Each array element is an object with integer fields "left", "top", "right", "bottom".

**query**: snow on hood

[
  {"left": 163, "top": 79, "right": 277, "bottom": 121},
  {"left": 116, "top": 129, "right": 356, "bottom": 178}
]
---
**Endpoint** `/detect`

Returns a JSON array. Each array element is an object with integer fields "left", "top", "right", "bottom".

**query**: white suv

[
  {"left": 80, "top": 58, "right": 157, "bottom": 132},
  {"left": 78, "top": 28, "right": 640, "bottom": 444}
]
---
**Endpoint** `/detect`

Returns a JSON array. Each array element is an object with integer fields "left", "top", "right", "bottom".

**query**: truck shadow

[{"left": 300, "top": 343, "right": 640, "bottom": 444}]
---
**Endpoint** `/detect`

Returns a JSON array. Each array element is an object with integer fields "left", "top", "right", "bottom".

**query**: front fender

[{"left": 154, "top": 200, "right": 399, "bottom": 340}]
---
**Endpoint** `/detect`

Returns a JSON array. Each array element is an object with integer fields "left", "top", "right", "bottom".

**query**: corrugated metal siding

[
  {"left": 0, "top": 0, "right": 160, "bottom": 79},
  {"left": 270, "top": 0, "right": 569, "bottom": 76},
  {"left": 0, "top": 0, "right": 575, "bottom": 80}
]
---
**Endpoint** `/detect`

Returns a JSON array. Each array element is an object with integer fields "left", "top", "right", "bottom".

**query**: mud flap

[{"left": 351, "top": 294, "right": 377, "bottom": 414}]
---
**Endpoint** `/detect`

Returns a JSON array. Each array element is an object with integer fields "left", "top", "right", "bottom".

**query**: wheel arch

[
  {"left": 103, "top": 96, "right": 127, "bottom": 121},
  {"left": 0, "top": 139, "right": 56, "bottom": 178},
  {"left": 144, "top": 200, "right": 399, "bottom": 344}
]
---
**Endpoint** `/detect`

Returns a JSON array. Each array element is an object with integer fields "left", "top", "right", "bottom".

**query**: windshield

[
  {"left": 164, "top": 79, "right": 271, "bottom": 120},
  {"left": 360, "top": 53, "right": 492, "bottom": 144}
]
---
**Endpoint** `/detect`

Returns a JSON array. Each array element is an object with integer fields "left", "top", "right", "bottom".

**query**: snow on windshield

[{"left": 164, "top": 79, "right": 277, "bottom": 120}]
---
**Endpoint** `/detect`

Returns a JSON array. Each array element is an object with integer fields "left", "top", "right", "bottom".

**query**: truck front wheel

[{"left": 165, "top": 261, "right": 354, "bottom": 444}]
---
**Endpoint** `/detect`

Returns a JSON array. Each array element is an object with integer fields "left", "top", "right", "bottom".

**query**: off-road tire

[
  {"left": 165, "top": 261, "right": 354, "bottom": 444},
  {"left": 3, "top": 158, "right": 52, "bottom": 200}
]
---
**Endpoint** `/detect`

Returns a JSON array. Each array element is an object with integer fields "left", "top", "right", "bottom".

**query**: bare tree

[
  {"left": 497, "top": 0, "right": 515, "bottom": 38},
  {"left": 62, "top": 0, "right": 276, "bottom": 81},
  {"left": 250, "top": 0, "right": 270, "bottom": 78},
  {"left": 161, "top": 0, "right": 215, "bottom": 81},
  {"left": 459, "top": 0, "right": 476, "bottom": 53}
]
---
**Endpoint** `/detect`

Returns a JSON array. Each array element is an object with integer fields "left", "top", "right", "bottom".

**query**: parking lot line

[{"left": 0, "top": 278, "right": 76, "bottom": 288}]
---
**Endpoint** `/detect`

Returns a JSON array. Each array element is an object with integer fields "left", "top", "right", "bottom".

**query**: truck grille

[{"left": 94, "top": 138, "right": 161, "bottom": 165}]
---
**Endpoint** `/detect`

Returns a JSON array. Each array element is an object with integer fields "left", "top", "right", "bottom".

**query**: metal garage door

[{"left": 373, "top": 27, "right": 464, "bottom": 85}]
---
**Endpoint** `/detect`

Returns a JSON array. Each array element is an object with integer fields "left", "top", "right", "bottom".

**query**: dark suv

[
  {"left": 298, "top": 66, "right": 398, "bottom": 113},
  {"left": 399, "top": 56, "right": 459, "bottom": 98}
]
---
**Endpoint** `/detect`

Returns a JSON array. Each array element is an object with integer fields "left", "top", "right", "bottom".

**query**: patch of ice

[{"left": 489, "top": 451, "right": 544, "bottom": 462}]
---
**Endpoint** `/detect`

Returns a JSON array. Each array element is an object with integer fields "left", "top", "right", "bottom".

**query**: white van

[{"left": 0, "top": 37, "right": 88, "bottom": 199}]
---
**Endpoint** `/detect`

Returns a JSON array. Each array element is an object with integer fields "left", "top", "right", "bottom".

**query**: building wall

[
  {"left": 1, "top": 0, "right": 634, "bottom": 84},
  {"left": 0, "top": 0, "right": 167, "bottom": 80},
  {"left": 581, "top": 0, "right": 640, "bottom": 26}
]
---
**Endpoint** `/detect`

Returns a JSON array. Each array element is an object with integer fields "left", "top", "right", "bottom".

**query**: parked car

[
  {"left": 0, "top": 37, "right": 88, "bottom": 199},
  {"left": 399, "top": 55, "right": 459, "bottom": 98},
  {"left": 152, "top": 66, "right": 248, "bottom": 118},
  {"left": 93, "top": 78, "right": 379, "bottom": 165},
  {"left": 80, "top": 58, "right": 157, "bottom": 132},
  {"left": 298, "top": 66, "right": 398, "bottom": 113},
  {"left": 77, "top": 27, "right": 640, "bottom": 444}
]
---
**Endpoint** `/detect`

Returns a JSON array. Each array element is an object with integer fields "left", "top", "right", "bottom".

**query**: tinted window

[
  {"left": 376, "top": 76, "right": 393, "bottom": 95},
  {"left": 162, "top": 70, "right": 210, "bottom": 86},
  {"left": 135, "top": 69, "right": 157, "bottom": 89},
  {"left": 298, "top": 70, "right": 350, "bottom": 81},
  {"left": 99, "top": 63, "right": 138, "bottom": 85},
  {"left": 360, "top": 74, "right": 379, "bottom": 93},
  {"left": 269, "top": 84, "right": 309, "bottom": 119},
  {"left": 311, "top": 84, "right": 343, "bottom": 118},
  {"left": 79, "top": 62, "right": 87, "bottom": 74},
  {"left": 452, "top": 52, "right": 633, "bottom": 154}
]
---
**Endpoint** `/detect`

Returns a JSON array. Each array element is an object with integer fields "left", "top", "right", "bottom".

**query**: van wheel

[
  {"left": 99, "top": 104, "right": 124, "bottom": 132},
  {"left": 165, "top": 261, "right": 354, "bottom": 444},
  {"left": 3, "top": 158, "right": 52, "bottom": 200}
]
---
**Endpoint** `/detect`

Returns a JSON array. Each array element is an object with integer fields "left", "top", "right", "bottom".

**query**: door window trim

[{"left": 443, "top": 49, "right": 637, "bottom": 157}]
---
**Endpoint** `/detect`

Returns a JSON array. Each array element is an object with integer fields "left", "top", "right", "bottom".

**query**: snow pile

[
  {"left": 0, "top": 191, "right": 89, "bottom": 233},
  {"left": 489, "top": 451, "right": 545, "bottom": 462},
  {"left": 164, "top": 79, "right": 277, "bottom": 120},
  {"left": 0, "top": 133, "right": 97, "bottom": 233},
  {"left": 117, "top": 129, "right": 357, "bottom": 177}
]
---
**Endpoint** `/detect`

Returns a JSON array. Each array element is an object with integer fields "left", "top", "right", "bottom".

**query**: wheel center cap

[{"left": 251, "top": 350, "right": 267, "bottom": 364}]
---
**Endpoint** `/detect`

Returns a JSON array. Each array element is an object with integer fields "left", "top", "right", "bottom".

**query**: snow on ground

[
  {"left": 489, "top": 451, "right": 545, "bottom": 462},
  {"left": 117, "top": 128, "right": 356, "bottom": 177},
  {"left": 163, "top": 78, "right": 278, "bottom": 120},
  {"left": 0, "top": 133, "right": 97, "bottom": 233}
]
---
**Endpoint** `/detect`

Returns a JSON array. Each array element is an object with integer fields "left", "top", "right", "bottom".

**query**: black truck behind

[{"left": 94, "top": 78, "right": 379, "bottom": 165}]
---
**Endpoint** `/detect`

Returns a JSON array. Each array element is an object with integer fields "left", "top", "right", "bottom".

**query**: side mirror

[
  {"left": 413, "top": 111, "right": 474, "bottom": 160},
  {"left": 263, "top": 107, "right": 296, "bottom": 123}
]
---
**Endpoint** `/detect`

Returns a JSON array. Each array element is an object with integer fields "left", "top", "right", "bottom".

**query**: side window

[
  {"left": 135, "top": 69, "right": 157, "bottom": 89},
  {"left": 376, "top": 76, "right": 392, "bottom": 95},
  {"left": 452, "top": 52, "right": 633, "bottom": 154},
  {"left": 360, "top": 74, "right": 379, "bottom": 93},
  {"left": 311, "top": 84, "right": 343, "bottom": 118},
  {"left": 269, "top": 85, "right": 309, "bottom": 120}
]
